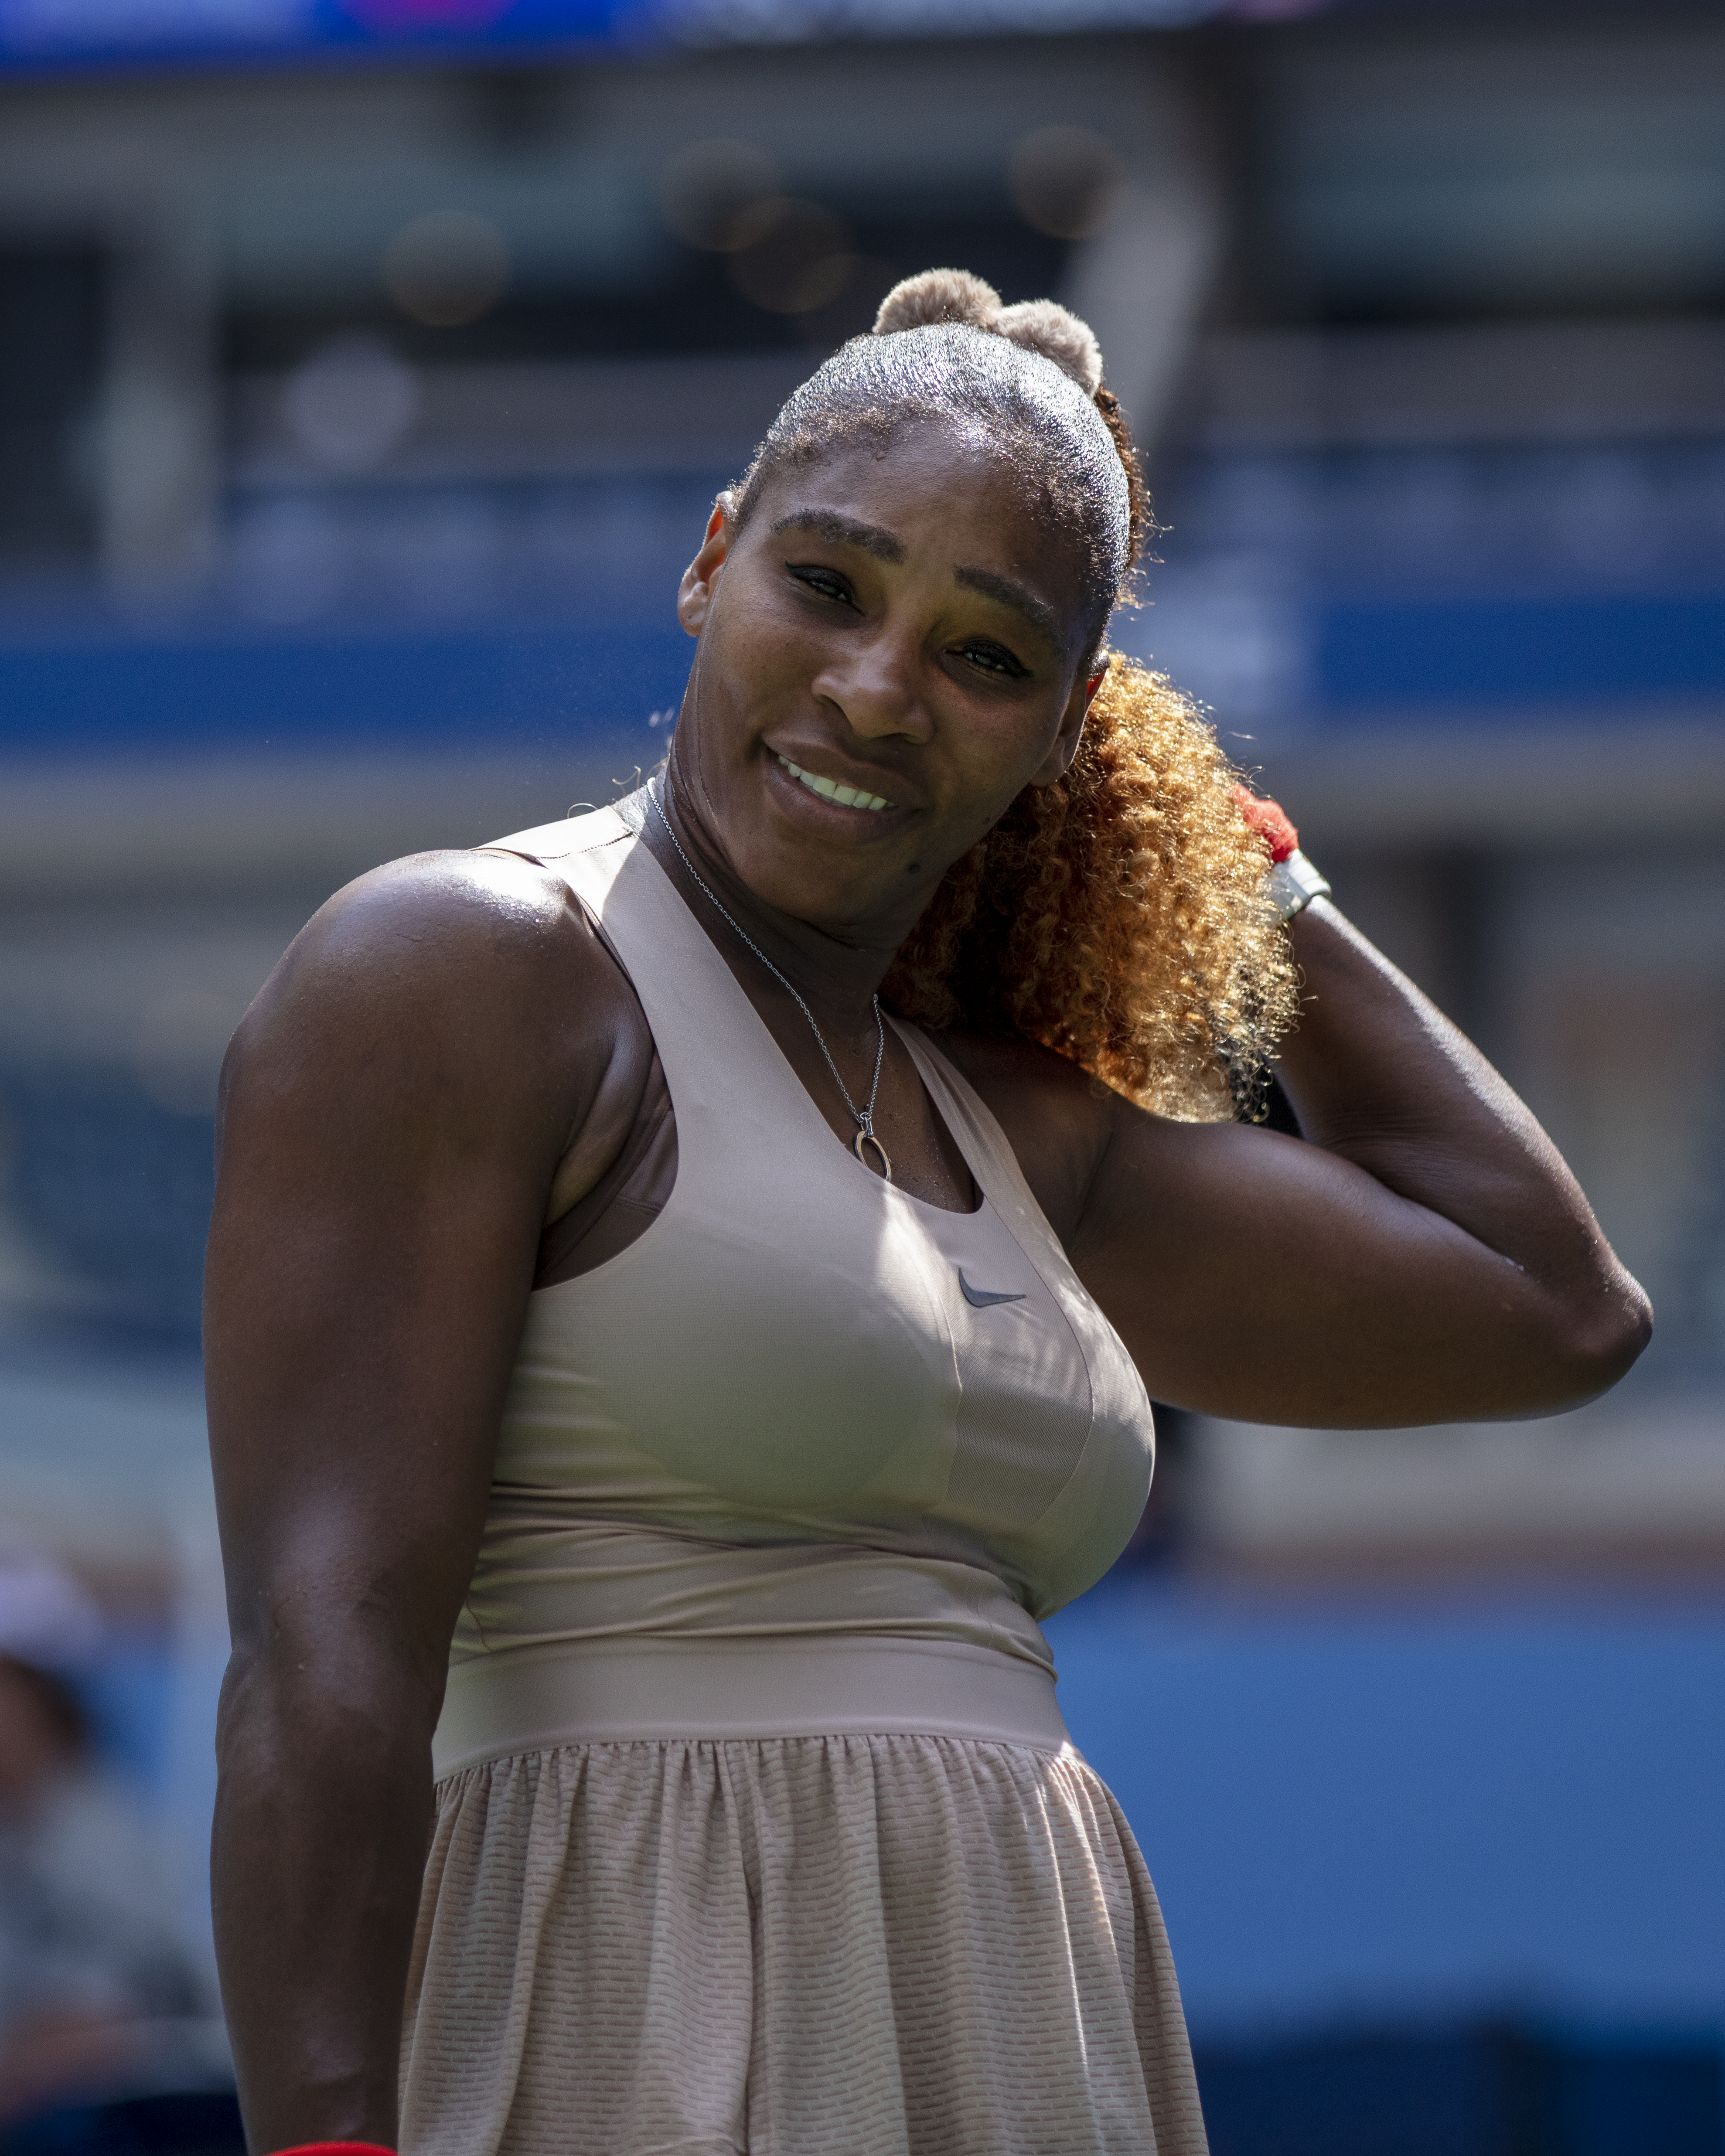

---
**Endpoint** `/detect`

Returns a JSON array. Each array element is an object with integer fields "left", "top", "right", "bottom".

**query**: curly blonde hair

[{"left": 882, "top": 652, "right": 1299, "bottom": 1121}]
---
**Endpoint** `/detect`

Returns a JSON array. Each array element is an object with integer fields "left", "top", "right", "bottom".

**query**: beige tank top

[{"left": 432, "top": 797, "right": 1155, "bottom": 1774}]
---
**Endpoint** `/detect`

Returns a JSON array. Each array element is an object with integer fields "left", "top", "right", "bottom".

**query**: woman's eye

[
  {"left": 788, "top": 565, "right": 854, "bottom": 605},
  {"left": 958, "top": 640, "right": 1030, "bottom": 681}
]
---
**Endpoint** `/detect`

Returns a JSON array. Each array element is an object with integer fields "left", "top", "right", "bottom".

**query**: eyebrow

[
  {"left": 772, "top": 509, "right": 1064, "bottom": 651},
  {"left": 771, "top": 509, "right": 905, "bottom": 563},
  {"left": 955, "top": 564, "right": 1062, "bottom": 649}
]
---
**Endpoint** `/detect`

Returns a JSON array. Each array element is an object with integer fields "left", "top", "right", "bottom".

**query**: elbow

[
  {"left": 1541, "top": 1271, "right": 1654, "bottom": 1410},
  {"left": 215, "top": 1612, "right": 445, "bottom": 1785}
]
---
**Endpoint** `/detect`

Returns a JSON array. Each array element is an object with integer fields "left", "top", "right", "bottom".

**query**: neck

[{"left": 645, "top": 760, "right": 894, "bottom": 1030}]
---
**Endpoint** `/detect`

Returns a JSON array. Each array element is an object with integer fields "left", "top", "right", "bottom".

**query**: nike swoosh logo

[{"left": 958, "top": 1269, "right": 1026, "bottom": 1308}]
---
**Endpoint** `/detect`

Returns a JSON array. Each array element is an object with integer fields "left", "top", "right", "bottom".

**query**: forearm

[
  {"left": 213, "top": 1649, "right": 438, "bottom": 2153},
  {"left": 1276, "top": 898, "right": 1648, "bottom": 1365}
]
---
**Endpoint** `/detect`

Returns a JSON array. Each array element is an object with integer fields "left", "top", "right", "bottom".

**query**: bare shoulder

[
  {"left": 222, "top": 848, "right": 638, "bottom": 1159},
  {"left": 263, "top": 847, "right": 593, "bottom": 1005}
]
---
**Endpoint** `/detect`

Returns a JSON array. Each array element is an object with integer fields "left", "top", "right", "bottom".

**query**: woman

[{"left": 204, "top": 270, "right": 1649, "bottom": 2156}]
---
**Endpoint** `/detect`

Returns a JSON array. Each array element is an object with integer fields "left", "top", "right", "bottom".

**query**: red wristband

[
  {"left": 1232, "top": 782, "right": 1299, "bottom": 865},
  {"left": 267, "top": 2145, "right": 396, "bottom": 2155}
]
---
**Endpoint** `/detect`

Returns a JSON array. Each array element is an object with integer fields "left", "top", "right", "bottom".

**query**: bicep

[
  {"left": 203, "top": 862, "right": 594, "bottom": 1687},
  {"left": 1070, "top": 1112, "right": 1559, "bottom": 1428},
  {"left": 204, "top": 1105, "right": 534, "bottom": 1683}
]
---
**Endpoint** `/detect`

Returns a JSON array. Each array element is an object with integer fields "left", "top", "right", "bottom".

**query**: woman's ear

[
  {"left": 1027, "top": 657, "right": 1099, "bottom": 787},
  {"left": 677, "top": 493, "right": 735, "bottom": 638}
]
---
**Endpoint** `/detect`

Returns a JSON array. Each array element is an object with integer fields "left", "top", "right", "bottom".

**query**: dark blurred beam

[{"left": 1262, "top": 710, "right": 1725, "bottom": 849}]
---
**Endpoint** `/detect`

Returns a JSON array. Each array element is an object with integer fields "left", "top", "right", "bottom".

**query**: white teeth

[{"left": 777, "top": 755, "right": 893, "bottom": 813}]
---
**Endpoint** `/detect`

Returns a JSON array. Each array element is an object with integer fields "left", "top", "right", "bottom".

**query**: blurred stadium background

[{"left": 1, "top": 0, "right": 1724, "bottom": 2147}]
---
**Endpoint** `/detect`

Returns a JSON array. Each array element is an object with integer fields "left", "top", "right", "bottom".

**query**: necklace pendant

[
  {"left": 648, "top": 784, "right": 891, "bottom": 1174},
  {"left": 853, "top": 1127, "right": 893, "bottom": 1182}
]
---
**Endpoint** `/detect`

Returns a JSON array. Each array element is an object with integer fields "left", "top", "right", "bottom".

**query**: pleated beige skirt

[{"left": 399, "top": 1733, "right": 1209, "bottom": 2156}]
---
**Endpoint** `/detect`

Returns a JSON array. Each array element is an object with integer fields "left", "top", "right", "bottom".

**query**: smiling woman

[{"left": 202, "top": 271, "right": 1650, "bottom": 2156}]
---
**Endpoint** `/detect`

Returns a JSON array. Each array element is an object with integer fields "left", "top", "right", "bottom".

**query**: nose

[{"left": 808, "top": 626, "right": 934, "bottom": 746}]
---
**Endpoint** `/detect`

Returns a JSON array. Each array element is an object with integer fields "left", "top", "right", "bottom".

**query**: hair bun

[
  {"left": 872, "top": 270, "right": 1105, "bottom": 399},
  {"left": 872, "top": 268, "right": 1001, "bottom": 335},
  {"left": 993, "top": 299, "right": 1104, "bottom": 397}
]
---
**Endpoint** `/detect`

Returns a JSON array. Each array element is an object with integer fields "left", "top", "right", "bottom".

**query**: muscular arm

[
  {"left": 949, "top": 899, "right": 1650, "bottom": 1427},
  {"left": 203, "top": 851, "right": 645, "bottom": 2153}
]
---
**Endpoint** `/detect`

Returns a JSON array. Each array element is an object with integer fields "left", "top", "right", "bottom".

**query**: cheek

[
  {"left": 706, "top": 576, "right": 821, "bottom": 704},
  {"left": 692, "top": 608, "right": 794, "bottom": 756},
  {"left": 946, "top": 698, "right": 1070, "bottom": 805}
]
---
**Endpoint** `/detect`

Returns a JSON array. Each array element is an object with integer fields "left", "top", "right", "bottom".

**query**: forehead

[{"left": 743, "top": 423, "right": 1096, "bottom": 607}]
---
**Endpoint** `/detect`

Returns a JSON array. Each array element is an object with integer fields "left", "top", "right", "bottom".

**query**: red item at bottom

[{"left": 267, "top": 2144, "right": 396, "bottom": 2155}]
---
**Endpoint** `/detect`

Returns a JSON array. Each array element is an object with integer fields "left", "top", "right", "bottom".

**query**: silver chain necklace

[{"left": 648, "top": 778, "right": 893, "bottom": 1182}]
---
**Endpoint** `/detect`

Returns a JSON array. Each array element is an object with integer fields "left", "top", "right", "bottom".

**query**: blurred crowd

[{"left": 0, "top": 1555, "right": 224, "bottom": 2143}]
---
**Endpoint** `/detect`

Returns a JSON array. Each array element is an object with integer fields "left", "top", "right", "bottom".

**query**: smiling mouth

[{"left": 776, "top": 755, "right": 895, "bottom": 814}]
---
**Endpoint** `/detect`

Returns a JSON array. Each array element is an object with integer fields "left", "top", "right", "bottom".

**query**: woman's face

[{"left": 671, "top": 422, "right": 1100, "bottom": 945}]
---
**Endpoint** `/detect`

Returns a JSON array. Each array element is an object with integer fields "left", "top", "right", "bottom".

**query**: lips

[{"left": 775, "top": 754, "right": 895, "bottom": 814}]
